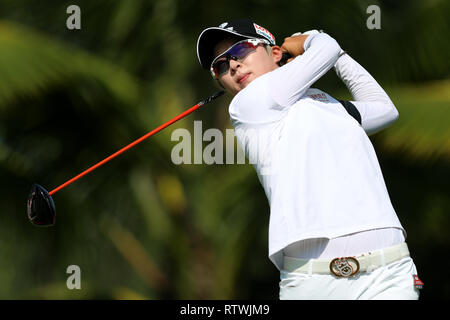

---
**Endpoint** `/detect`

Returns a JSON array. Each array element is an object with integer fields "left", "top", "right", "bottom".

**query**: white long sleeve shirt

[{"left": 228, "top": 33, "right": 405, "bottom": 269}]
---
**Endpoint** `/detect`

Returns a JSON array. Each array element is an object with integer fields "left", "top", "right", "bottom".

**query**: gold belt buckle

[{"left": 329, "top": 257, "right": 360, "bottom": 278}]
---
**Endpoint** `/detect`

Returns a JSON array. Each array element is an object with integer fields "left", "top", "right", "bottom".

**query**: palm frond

[
  {"left": 0, "top": 20, "right": 141, "bottom": 108},
  {"left": 377, "top": 80, "right": 450, "bottom": 162}
]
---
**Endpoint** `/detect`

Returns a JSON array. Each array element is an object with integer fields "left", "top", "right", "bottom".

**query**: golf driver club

[{"left": 27, "top": 90, "right": 225, "bottom": 226}]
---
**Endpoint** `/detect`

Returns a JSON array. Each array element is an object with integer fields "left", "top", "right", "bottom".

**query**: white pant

[{"left": 279, "top": 257, "right": 420, "bottom": 300}]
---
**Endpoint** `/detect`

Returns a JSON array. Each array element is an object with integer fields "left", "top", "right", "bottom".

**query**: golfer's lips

[{"left": 237, "top": 73, "right": 250, "bottom": 84}]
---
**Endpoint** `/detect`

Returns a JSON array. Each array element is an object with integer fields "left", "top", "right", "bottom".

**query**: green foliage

[
  {"left": 379, "top": 81, "right": 450, "bottom": 162},
  {"left": 0, "top": 21, "right": 141, "bottom": 107}
]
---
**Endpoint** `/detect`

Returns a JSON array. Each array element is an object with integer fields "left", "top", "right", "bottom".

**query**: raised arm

[
  {"left": 334, "top": 52, "right": 399, "bottom": 135},
  {"left": 269, "top": 32, "right": 341, "bottom": 107}
]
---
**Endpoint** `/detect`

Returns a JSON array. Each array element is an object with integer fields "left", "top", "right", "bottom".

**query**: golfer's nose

[{"left": 229, "top": 59, "right": 241, "bottom": 72}]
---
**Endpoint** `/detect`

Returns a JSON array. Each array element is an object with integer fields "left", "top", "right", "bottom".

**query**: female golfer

[{"left": 196, "top": 19, "right": 422, "bottom": 299}]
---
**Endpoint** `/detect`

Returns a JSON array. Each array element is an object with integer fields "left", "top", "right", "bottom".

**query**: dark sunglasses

[{"left": 210, "top": 38, "right": 269, "bottom": 79}]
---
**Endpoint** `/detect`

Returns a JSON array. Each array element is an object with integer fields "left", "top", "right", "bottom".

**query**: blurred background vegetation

[{"left": 0, "top": 0, "right": 448, "bottom": 299}]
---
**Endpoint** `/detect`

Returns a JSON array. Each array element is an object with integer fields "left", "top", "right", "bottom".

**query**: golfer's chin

[
  {"left": 223, "top": 76, "right": 255, "bottom": 95},
  {"left": 226, "top": 84, "right": 245, "bottom": 96},
  {"left": 233, "top": 75, "right": 253, "bottom": 93}
]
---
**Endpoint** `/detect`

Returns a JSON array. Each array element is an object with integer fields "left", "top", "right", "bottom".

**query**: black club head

[{"left": 27, "top": 184, "right": 56, "bottom": 226}]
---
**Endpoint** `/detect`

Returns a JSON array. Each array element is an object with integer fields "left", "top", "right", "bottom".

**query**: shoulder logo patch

[{"left": 308, "top": 92, "right": 330, "bottom": 102}]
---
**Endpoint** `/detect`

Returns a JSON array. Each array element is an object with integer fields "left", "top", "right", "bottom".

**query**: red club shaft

[{"left": 49, "top": 91, "right": 224, "bottom": 196}]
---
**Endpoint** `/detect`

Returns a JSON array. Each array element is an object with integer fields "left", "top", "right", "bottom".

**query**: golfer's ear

[{"left": 270, "top": 46, "right": 283, "bottom": 64}]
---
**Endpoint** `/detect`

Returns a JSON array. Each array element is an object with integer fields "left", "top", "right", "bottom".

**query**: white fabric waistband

[{"left": 283, "top": 242, "right": 410, "bottom": 275}]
